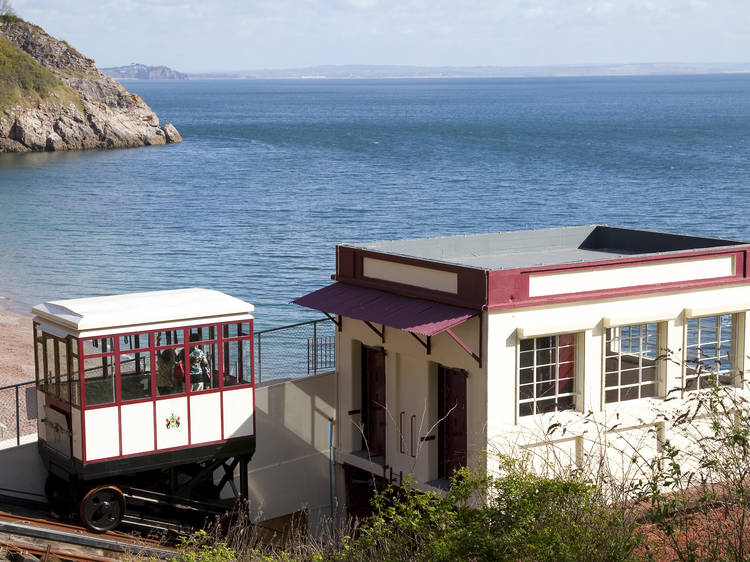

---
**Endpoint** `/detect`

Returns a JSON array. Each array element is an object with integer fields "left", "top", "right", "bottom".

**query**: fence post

[
  {"left": 313, "top": 320, "right": 318, "bottom": 375},
  {"left": 15, "top": 385, "right": 20, "bottom": 446}
]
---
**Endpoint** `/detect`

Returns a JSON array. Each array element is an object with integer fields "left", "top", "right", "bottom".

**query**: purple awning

[{"left": 292, "top": 283, "right": 479, "bottom": 336}]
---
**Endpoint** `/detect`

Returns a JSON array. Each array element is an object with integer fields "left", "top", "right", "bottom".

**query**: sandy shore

[{"left": 0, "top": 296, "right": 34, "bottom": 388}]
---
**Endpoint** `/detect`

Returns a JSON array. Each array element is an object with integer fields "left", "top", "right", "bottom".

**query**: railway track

[{"left": 0, "top": 507, "right": 178, "bottom": 560}]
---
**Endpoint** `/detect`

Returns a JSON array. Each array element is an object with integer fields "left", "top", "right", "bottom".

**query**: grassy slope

[{"left": 0, "top": 15, "right": 79, "bottom": 116}]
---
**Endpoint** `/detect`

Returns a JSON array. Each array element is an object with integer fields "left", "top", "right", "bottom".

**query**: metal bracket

[
  {"left": 364, "top": 321, "right": 385, "bottom": 343},
  {"left": 409, "top": 332, "right": 431, "bottom": 355},
  {"left": 445, "top": 322, "right": 482, "bottom": 368},
  {"left": 323, "top": 312, "right": 342, "bottom": 332}
]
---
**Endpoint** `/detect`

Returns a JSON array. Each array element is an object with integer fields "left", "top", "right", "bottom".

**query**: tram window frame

[{"left": 81, "top": 337, "right": 117, "bottom": 406}]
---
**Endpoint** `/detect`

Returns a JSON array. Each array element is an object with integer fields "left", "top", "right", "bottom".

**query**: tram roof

[{"left": 32, "top": 288, "right": 255, "bottom": 335}]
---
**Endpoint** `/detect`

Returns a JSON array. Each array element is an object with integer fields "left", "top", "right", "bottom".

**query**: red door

[
  {"left": 439, "top": 366, "right": 467, "bottom": 479},
  {"left": 362, "top": 346, "right": 386, "bottom": 459}
]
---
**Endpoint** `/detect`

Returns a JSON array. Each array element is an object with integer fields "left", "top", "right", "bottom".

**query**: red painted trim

[
  {"left": 78, "top": 339, "right": 87, "bottom": 463},
  {"left": 488, "top": 249, "right": 749, "bottom": 310},
  {"left": 218, "top": 331, "right": 225, "bottom": 440}
]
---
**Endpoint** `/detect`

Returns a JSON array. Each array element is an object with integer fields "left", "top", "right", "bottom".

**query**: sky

[{"left": 10, "top": 0, "right": 749, "bottom": 73}]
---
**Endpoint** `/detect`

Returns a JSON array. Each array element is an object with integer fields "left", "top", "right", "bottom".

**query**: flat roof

[
  {"left": 343, "top": 225, "right": 748, "bottom": 270},
  {"left": 32, "top": 288, "right": 254, "bottom": 333}
]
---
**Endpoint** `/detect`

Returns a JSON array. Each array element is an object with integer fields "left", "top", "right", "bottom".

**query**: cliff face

[{"left": 0, "top": 18, "right": 181, "bottom": 153}]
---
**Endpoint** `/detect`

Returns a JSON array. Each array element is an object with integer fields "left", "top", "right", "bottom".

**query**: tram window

[
  {"left": 83, "top": 354, "right": 116, "bottom": 406},
  {"left": 58, "top": 340, "right": 69, "bottom": 402},
  {"left": 44, "top": 336, "right": 56, "bottom": 397},
  {"left": 157, "top": 347, "right": 183, "bottom": 396},
  {"left": 120, "top": 351, "right": 152, "bottom": 401},
  {"left": 83, "top": 337, "right": 114, "bottom": 355},
  {"left": 223, "top": 322, "right": 251, "bottom": 339},
  {"left": 35, "top": 330, "right": 45, "bottom": 390},
  {"left": 70, "top": 337, "right": 80, "bottom": 406},
  {"left": 189, "top": 325, "right": 218, "bottom": 343},
  {"left": 154, "top": 329, "right": 184, "bottom": 347},
  {"left": 119, "top": 332, "right": 150, "bottom": 352},
  {"left": 199, "top": 343, "right": 219, "bottom": 390},
  {"left": 223, "top": 339, "right": 252, "bottom": 387}
]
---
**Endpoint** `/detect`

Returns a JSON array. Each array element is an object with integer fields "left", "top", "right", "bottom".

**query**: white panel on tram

[
  {"left": 121, "top": 402, "right": 155, "bottom": 455},
  {"left": 189, "top": 393, "right": 222, "bottom": 445},
  {"left": 155, "top": 397, "right": 189, "bottom": 450},
  {"left": 222, "top": 388, "right": 254, "bottom": 439},
  {"left": 84, "top": 407, "right": 119, "bottom": 461}
]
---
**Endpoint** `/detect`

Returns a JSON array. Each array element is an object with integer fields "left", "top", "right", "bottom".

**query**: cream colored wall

[
  {"left": 486, "top": 283, "right": 750, "bottom": 480},
  {"left": 248, "top": 373, "right": 336, "bottom": 523},
  {"left": 336, "top": 313, "right": 487, "bottom": 484}
]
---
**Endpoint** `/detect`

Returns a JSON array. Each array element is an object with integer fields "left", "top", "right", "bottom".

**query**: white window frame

[
  {"left": 518, "top": 333, "right": 578, "bottom": 417},
  {"left": 603, "top": 322, "right": 661, "bottom": 404},
  {"left": 684, "top": 313, "right": 737, "bottom": 391}
]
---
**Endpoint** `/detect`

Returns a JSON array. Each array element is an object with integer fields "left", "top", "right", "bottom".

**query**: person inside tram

[
  {"left": 156, "top": 348, "right": 178, "bottom": 395},
  {"left": 182, "top": 333, "right": 210, "bottom": 391}
]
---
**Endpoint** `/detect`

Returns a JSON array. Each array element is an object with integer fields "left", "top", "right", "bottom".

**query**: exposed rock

[{"left": 0, "top": 19, "right": 181, "bottom": 153}]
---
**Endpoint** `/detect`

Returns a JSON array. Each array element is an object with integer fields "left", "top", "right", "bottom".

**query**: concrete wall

[
  {"left": 0, "top": 436, "right": 47, "bottom": 503},
  {"left": 248, "top": 372, "right": 336, "bottom": 522}
]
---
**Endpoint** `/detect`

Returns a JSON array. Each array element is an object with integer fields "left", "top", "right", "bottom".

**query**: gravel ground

[{"left": 0, "top": 297, "right": 36, "bottom": 441}]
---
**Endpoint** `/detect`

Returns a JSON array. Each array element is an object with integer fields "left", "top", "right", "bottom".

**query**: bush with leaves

[{"left": 335, "top": 459, "right": 640, "bottom": 562}]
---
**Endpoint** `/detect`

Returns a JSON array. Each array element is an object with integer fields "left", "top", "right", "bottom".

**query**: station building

[{"left": 295, "top": 225, "right": 750, "bottom": 503}]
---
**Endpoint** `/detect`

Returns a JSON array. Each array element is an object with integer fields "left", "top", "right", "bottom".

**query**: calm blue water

[{"left": 1, "top": 75, "right": 750, "bottom": 328}]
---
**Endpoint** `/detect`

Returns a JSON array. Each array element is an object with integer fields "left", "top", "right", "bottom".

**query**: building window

[
  {"left": 519, "top": 334, "right": 576, "bottom": 417},
  {"left": 605, "top": 323, "right": 659, "bottom": 403},
  {"left": 685, "top": 314, "right": 735, "bottom": 391}
]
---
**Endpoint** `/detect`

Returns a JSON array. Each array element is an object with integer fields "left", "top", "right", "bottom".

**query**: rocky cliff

[{"left": 0, "top": 17, "right": 181, "bottom": 153}]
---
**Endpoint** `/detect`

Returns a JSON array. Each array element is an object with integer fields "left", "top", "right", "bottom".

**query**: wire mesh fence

[
  {"left": 255, "top": 318, "right": 336, "bottom": 384},
  {"left": 0, "top": 381, "right": 36, "bottom": 446}
]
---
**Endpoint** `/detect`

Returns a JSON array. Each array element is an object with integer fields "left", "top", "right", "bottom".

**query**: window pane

[
  {"left": 156, "top": 348, "right": 183, "bottom": 396},
  {"left": 154, "top": 329, "right": 184, "bottom": 347},
  {"left": 119, "top": 332, "right": 150, "bottom": 352},
  {"left": 83, "top": 337, "right": 114, "bottom": 355},
  {"left": 605, "top": 322, "right": 663, "bottom": 403},
  {"left": 223, "top": 339, "right": 252, "bottom": 387},
  {"left": 188, "top": 325, "right": 218, "bottom": 343},
  {"left": 83, "top": 354, "right": 116, "bottom": 405},
  {"left": 120, "top": 351, "right": 152, "bottom": 401},
  {"left": 58, "top": 341, "right": 69, "bottom": 401},
  {"left": 223, "top": 322, "right": 251, "bottom": 339},
  {"left": 518, "top": 334, "right": 577, "bottom": 417}
]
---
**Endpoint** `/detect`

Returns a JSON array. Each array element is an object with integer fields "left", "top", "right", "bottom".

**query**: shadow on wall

[
  {"left": 0, "top": 440, "right": 47, "bottom": 504},
  {"left": 248, "top": 372, "right": 336, "bottom": 523}
]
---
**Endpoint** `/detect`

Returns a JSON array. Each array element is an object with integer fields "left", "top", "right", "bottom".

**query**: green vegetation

[{"left": 0, "top": 33, "right": 64, "bottom": 111}]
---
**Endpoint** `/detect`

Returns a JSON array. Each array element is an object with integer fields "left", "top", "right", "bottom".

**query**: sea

[{"left": 1, "top": 75, "right": 750, "bottom": 329}]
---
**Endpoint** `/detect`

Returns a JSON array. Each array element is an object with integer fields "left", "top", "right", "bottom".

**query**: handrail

[{"left": 255, "top": 317, "right": 329, "bottom": 335}]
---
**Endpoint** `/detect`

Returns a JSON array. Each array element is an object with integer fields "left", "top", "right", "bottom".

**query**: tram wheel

[{"left": 79, "top": 485, "right": 125, "bottom": 532}]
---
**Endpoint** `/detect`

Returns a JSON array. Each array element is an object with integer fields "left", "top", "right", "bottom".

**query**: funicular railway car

[{"left": 31, "top": 288, "right": 256, "bottom": 532}]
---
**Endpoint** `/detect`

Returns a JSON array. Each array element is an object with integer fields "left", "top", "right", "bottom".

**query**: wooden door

[
  {"left": 438, "top": 366, "right": 467, "bottom": 479},
  {"left": 362, "top": 346, "right": 386, "bottom": 458}
]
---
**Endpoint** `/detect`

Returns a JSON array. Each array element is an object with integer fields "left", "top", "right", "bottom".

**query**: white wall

[
  {"left": 248, "top": 372, "right": 336, "bottom": 523},
  {"left": 335, "top": 314, "right": 487, "bottom": 485},
  {"left": 485, "top": 283, "right": 750, "bottom": 480}
]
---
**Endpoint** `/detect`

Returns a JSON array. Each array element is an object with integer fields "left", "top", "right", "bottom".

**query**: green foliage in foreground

[
  {"left": 0, "top": 32, "right": 63, "bottom": 111},
  {"left": 333, "top": 463, "right": 640, "bottom": 562}
]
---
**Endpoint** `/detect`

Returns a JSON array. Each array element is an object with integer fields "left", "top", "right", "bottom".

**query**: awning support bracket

[
  {"left": 409, "top": 332, "right": 431, "bottom": 355},
  {"left": 445, "top": 322, "right": 482, "bottom": 368},
  {"left": 364, "top": 321, "right": 385, "bottom": 343},
  {"left": 324, "top": 312, "right": 342, "bottom": 332}
]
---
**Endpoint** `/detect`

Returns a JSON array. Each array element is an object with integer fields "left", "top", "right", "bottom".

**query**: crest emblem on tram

[{"left": 166, "top": 413, "right": 181, "bottom": 429}]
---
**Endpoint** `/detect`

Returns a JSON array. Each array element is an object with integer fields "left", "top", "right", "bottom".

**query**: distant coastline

[
  {"left": 186, "top": 62, "right": 750, "bottom": 80},
  {"left": 102, "top": 62, "right": 750, "bottom": 81}
]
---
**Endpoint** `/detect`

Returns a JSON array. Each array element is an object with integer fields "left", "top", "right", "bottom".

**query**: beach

[{"left": 0, "top": 297, "right": 34, "bottom": 387}]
